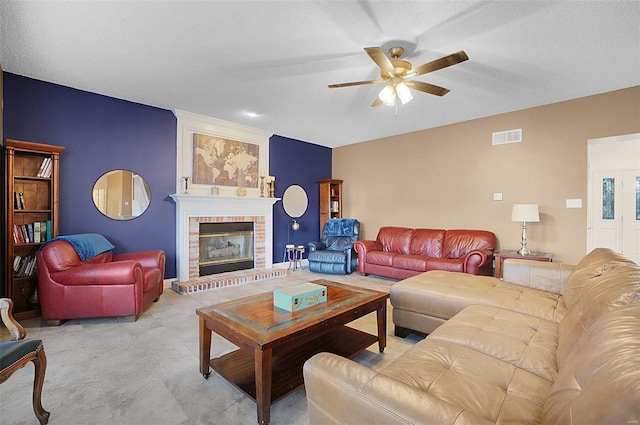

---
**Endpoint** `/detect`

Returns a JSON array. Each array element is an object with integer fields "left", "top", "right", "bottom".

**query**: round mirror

[
  {"left": 282, "top": 184, "right": 308, "bottom": 218},
  {"left": 92, "top": 170, "right": 151, "bottom": 220}
]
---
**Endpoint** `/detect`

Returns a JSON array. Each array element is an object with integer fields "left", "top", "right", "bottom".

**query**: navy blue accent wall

[
  {"left": 3, "top": 73, "right": 178, "bottom": 277},
  {"left": 269, "top": 135, "right": 332, "bottom": 263},
  {"left": 3, "top": 73, "right": 333, "bottom": 278}
]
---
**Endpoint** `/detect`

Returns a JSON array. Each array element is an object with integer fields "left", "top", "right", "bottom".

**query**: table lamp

[{"left": 511, "top": 204, "right": 540, "bottom": 255}]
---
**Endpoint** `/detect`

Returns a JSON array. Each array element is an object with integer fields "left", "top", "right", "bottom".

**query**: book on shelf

[
  {"left": 33, "top": 221, "right": 41, "bottom": 243},
  {"left": 12, "top": 221, "right": 51, "bottom": 244},
  {"left": 27, "top": 223, "right": 34, "bottom": 243},
  {"left": 21, "top": 224, "right": 28, "bottom": 243},
  {"left": 43, "top": 157, "right": 51, "bottom": 177},
  {"left": 27, "top": 257, "right": 37, "bottom": 276},
  {"left": 14, "top": 191, "right": 26, "bottom": 210},
  {"left": 36, "top": 157, "right": 49, "bottom": 177},
  {"left": 42, "top": 157, "right": 53, "bottom": 178},
  {"left": 13, "top": 224, "right": 22, "bottom": 244},
  {"left": 13, "top": 255, "right": 22, "bottom": 272},
  {"left": 20, "top": 224, "right": 28, "bottom": 243},
  {"left": 17, "top": 257, "right": 28, "bottom": 277},
  {"left": 13, "top": 255, "right": 37, "bottom": 278}
]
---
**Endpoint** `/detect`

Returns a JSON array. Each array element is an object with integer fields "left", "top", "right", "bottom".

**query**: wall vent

[{"left": 492, "top": 128, "right": 522, "bottom": 145}]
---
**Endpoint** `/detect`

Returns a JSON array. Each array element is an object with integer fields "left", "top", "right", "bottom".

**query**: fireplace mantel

[{"left": 170, "top": 194, "right": 280, "bottom": 282}]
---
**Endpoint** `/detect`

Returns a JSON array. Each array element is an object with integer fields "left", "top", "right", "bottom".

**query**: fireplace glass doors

[{"left": 199, "top": 222, "right": 254, "bottom": 276}]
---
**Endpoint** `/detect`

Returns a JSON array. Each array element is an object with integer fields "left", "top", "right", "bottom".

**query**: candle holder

[
  {"left": 267, "top": 180, "right": 275, "bottom": 198},
  {"left": 182, "top": 176, "right": 191, "bottom": 194},
  {"left": 260, "top": 176, "right": 265, "bottom": 197}
]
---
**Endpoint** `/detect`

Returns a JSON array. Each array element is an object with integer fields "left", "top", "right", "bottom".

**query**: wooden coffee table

[{"left": 196, "top": 279, "right": 389, "bottom": 425}]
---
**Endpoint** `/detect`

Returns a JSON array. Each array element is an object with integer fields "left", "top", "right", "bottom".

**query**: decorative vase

[
  {"left": 182, "top": 176, "right": 191, "bottom": 194},
  {"left": 22, "top": 286, "right": 40, "bottom": 308}
]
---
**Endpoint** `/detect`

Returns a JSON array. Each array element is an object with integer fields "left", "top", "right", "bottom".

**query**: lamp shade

[
  {"left": 395, "top": 82, "right": 413, "bottom": 105},
  {"left": 378, "top": 85, "right": 396, "bottom": 106},
  {"left": 511, "top": 204, "right": 540, "bottom": 222}
]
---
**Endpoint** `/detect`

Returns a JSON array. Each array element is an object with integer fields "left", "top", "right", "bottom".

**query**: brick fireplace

[{"left": 170, "top": 194, "right": 279, "bottom": 282}]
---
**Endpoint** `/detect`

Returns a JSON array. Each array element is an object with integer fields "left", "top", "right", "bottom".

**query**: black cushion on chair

[{"left": 0, "top": 340, "right": 43, "bottom": 370}]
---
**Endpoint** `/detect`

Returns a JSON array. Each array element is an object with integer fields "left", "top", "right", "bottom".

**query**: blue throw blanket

[
  {"left": 42, "top": 233, "right": 115, "bottom": 261},
  {"left": 323, "top": 218, "right": 359, "bottom": 237}
]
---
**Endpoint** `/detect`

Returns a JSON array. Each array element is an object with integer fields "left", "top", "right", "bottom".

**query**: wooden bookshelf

[
  {"left": 4, "top": 139, "right": 64, "bottom": 319},
  {"left": 319, "top": 179, "right": 343, "bottom": 235}
]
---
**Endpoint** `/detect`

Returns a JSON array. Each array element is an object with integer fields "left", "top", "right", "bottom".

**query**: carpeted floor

[{"left": 0, "top": 269, "right": 421, "bottom": 425}]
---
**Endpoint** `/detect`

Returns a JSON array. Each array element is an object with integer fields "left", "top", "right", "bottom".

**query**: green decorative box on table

[{"left": 274, "top": 283, "right": 327, "bottom": 312}]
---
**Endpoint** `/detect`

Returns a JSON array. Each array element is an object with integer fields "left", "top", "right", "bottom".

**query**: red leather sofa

[
  {"left": 354, "top": 227, "right": 496, "bottom": 279},
  {"left": 36, "top": 239, "right": 165, "bottom": 325}
]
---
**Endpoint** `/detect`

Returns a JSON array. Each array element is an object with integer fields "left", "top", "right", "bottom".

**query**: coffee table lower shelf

[{"left": 210, "top": 325, "right": 378, "bottom": 404}]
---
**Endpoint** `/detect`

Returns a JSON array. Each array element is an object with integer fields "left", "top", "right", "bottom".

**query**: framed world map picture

[{"left": 192, "top": 133, "right": 260, "bottom": 188}]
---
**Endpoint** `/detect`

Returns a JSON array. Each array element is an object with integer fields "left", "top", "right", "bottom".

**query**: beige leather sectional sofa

[{"left": 303, "top": 248, "right": 640, "bottom": 424}]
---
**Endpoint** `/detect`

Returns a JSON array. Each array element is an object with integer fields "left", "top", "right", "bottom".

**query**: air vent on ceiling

[{"left": 492, "top": 128, "right": 522, "bottom": 145}]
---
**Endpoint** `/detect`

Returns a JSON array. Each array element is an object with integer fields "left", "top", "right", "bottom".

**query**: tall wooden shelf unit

[
  {"left": 4, "top": 139, "right": 64, "bottom": 320},
  {"left": 319, "top": 179, "right": 343, "bottom": 233}
]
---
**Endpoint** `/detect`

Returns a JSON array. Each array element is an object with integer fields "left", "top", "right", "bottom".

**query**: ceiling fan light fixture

[
  {"left": 329, "top": 46, "right": 468, "bottom": 107},
  {"left": 396, "top": 82, "right": 413, "bottom": 105},
  {"left": 378, "top": 84, "right": 396, "bottom": 106}
]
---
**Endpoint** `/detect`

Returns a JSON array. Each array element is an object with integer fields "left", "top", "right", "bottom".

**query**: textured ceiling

[{"left": 1, "top": 1, "right": 639, "bottom": 148}]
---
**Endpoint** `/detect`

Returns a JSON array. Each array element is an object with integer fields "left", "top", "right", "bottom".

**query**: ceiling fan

[{"left": 328, "top": 46, "right": 469, "bottom": 107}]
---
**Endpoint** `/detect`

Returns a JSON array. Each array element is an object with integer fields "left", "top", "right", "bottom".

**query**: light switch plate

[
  {"left": 566, "top": 199, "right": 582, "bottom": 208},
  {"left": 493, "top": 192, "right": 503, "bottom": 201}
]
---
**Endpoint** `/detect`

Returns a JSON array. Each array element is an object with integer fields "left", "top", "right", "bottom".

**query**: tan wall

[{"left": 333, "top": 86, "right": 640, "bottom": 264}]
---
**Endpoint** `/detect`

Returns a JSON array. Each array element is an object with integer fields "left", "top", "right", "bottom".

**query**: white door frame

[{"left": 587, "top": 133, "right": 640, "bottom": 255}]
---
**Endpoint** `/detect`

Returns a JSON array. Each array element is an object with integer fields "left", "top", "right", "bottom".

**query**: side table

[
  {"left": 286, "top": 244, "right": 305, "bottom": 271},
  {"left": 494, "top": 250, "right": 554, "bottom": 278},
  {"left": 294, "top": 245, "right": 305, "bottom": 270}
]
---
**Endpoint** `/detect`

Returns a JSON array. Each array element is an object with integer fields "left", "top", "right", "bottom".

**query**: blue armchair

[{"left": 308, "top": 218, "right": 359, "bottom": 274}]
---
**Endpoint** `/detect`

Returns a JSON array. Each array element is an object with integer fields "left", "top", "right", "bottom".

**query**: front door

[{"left": 588, "top": 134, "right": 640, "bottom": 264}]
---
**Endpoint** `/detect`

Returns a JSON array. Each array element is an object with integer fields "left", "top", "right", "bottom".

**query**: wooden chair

[{"left": 0, "top": 298, "right": 50, "bottom": 424}]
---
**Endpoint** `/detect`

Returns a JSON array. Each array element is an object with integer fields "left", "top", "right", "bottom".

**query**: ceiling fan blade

[
  {"left": 364, "top": 47, "right": 395, "bottom": 74},
  {"left": 328, "top": 79, "right": 384, "bottom": 89},
  {"left": 408, "top": 81, "right": 451, "bottom": 97},
  {"left": 410, "top": 50, "right": 469, "bottom": 77},
  {"left": 371, "top": 97, "right": 383, "bottom": 107}
]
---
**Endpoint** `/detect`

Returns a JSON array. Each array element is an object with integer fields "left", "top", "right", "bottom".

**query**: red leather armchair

[{"left": 36, "top": 239, "right": 165, "bottom": 325}]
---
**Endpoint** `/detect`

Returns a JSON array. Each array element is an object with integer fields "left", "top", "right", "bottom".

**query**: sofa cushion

[
  {"left": 556, "top": 260, "right": 640, "bottom": 367},
  {"left": 390, "top": 271, "right": 567, "bottom": 324},
  {"left": 544, "top": 304, "right": 640, "bottom": 425},
  {"left": 410, "top": 229, "right": 445, "bottom": 257},
  {"left": 562, "top": 247, "right": 636, "bottom": 310},
  {"left": 324, "top": 236, "right": 354, "bottom": 251},
  {"left": 377, "top": 226, "right": 413, "bottom": 254},
  {"left": 392, "top": 254, "right": 427, "bottom": 271},
  {"left": 427, "top": 305, "right": 559, "bottom": 382},
  {"left": 442, "top": 230, "right": 496, "bottom": 259},
  {"left": 39, "top": 240, "right": 83, "bottom": 272},
  {"left": 381, "top": 307, "right": 557, "bottom": 424},
  {"left": 39, "top": 240, "right": 114, "bottom": 273},
  {"left": 307, "top": 250, "right": 347, "bottom": 264},
  {"left": 425, "top": 258, "right": 464, "bottom": 273},
  {"left": 366, "top": 251, "right": 395, "bottom": 267}
]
